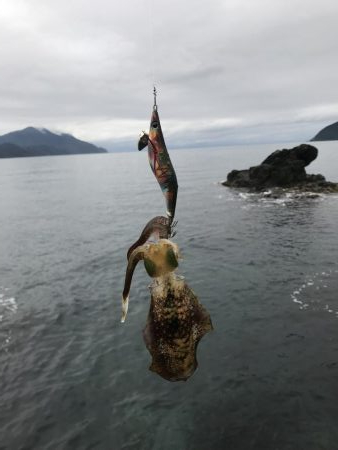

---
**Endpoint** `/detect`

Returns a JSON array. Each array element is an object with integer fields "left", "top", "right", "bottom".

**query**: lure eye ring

[{"left": 152, "top": 121, "right": 158, "bottom": 129}]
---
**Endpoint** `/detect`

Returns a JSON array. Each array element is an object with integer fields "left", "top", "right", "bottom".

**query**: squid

[
  {"left": 122, "top": 240, "right": 213, "bottom": 381},
  {"left": 121, "top": 89, "right": 212, "bottom": 382}
]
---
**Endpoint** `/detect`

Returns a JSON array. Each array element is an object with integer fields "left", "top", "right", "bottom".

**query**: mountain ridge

[
  {"left": 311, "top": 121, "right": 338, "bottom": 141},
  {"left": 0, "top": 127, "right": 107, "bottom": 158}
]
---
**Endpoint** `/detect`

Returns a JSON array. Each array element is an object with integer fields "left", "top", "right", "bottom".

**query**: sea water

[{"left": 0, "top": 141, "right": 338, "bottom": 449}]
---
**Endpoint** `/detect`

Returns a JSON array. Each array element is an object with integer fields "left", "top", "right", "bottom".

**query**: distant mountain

[
  {"left": 311, "top": 121, "right": 338, "bottom": 141},
  {"left": 0, "top": 143, "right": 32, "bottom": 158},
  {"left": 0, "top": 127, "right": 107, "bottom": 158}
]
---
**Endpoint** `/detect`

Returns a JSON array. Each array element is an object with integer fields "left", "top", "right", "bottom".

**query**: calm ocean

[{"left": 1, "top": 141, "right": 338, "bottom": 450}]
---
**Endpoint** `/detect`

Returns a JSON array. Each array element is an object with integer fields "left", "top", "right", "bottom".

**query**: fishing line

[{"left": 146, "top": 0, "right": 157, "bottom": 95}]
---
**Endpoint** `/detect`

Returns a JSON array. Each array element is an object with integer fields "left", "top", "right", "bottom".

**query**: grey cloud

[{"left": 0, "top": 0, "right": 337, "bottom": 149}]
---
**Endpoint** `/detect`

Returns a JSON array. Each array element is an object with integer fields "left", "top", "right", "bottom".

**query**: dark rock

[
  {"left": 261, "top": 144, "right": 317, "bottom": 167},
  {"left": 305, "top": 173, "right": 325, "bottom": 183},
  {"left": 226, "top": 169, "right": 251, "bottom": 188},
  {"left": 223, "top": 143, "right": 338, "bottom": 193}
]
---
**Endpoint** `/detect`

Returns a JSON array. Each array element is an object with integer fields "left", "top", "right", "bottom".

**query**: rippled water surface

[{"left": 1, "top": 142, "right": 338, "bottom": 450}]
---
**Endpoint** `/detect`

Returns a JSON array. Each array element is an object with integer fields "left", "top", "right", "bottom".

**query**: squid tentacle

[
  {"left": 122, "top": 240, "right": 180, "bottom": 323},
  {"left": 121, "top": 245, "right": 147, "bottom": 323}
]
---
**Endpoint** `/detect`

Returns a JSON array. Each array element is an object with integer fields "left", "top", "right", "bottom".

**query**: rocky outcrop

[{"left": 223, "top": 144, "right": 338, "bottom": 193}]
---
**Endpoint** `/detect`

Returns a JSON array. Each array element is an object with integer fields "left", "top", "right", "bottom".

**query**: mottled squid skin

[
  {"left": 144, "top": 274, "right": 213, "bottom": 382},
  {"left": 138, "top": 108, "right": 178, "bottom": 221}
]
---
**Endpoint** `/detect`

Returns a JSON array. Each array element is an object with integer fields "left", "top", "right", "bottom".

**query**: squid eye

[{"left": 152, "top": 121, "right": 158, "bottom": 128}]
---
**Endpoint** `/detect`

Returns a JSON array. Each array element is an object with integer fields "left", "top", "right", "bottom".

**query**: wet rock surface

[{"left": 223, "top": 144, "right": 338, "bottom": 193}]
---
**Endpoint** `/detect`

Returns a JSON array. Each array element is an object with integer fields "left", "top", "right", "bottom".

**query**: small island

[
  {"left": 0, "top": 127, "right": 107, "bottom": 158},
  {"left": 311, "top": 121, "right": 338, "bottom": 142},
  {"left": 223, "top": 143, "right": 338, "bottom": 194}
]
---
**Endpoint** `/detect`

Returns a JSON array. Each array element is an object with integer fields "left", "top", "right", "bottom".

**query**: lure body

[{"left": 139, "top": 108, "right": 178, "bottom": 221}]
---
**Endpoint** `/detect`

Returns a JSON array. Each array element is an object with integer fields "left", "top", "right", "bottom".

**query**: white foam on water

[
  {"left": 239, "top": 192, "right": 253, "bottom": 200},
  {"left": 292, "top": 296, "right": 303, "bottom": 305},
  {"left": 0, "top": 296, "right": 18, "bottom": 314},
  {"left": 237, "top": 189, "right": 327, "bottom": 210},
  {"left": 291, "top": 269, "right": 338, "bottom": 317},
  {"left": 0, "top": 288, "right": 17, "bottom": 351}
]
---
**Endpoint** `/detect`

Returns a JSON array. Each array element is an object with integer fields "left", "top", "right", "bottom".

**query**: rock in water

[
  {"left": 223, "top": 144, "right": 338, "bottom": 193},
  {"left": 261, "top": 144, "right": 317, "bottom": 167}
]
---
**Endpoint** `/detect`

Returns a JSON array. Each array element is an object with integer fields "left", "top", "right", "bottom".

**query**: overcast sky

[{"left": 0, "top": 0, "right": 338, "bottom": 150}]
